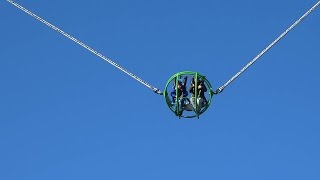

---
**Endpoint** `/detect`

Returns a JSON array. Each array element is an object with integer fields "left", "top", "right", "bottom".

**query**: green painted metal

[{"left": 163, "top": 71, "right": 214, "bottom": 118}]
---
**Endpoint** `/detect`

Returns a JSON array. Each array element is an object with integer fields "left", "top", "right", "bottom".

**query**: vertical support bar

[
  {"left": 195, "top": 72, "right": 199, "bottom": 118},
  {"left": 175, "top": 75, "right": 180, "bottom": 118}
]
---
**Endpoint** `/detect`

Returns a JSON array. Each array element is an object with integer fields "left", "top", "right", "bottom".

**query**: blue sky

[{"left": 1, "top": 0, "right": 320, "bottom": 179}]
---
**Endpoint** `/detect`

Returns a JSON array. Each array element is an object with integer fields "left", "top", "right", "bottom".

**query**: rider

[
  {"left": 189, "top": 77, "right": 208, "bottom": 110},
  {"left": 170, "top": 76, "right": 188, "bottom": 103}
]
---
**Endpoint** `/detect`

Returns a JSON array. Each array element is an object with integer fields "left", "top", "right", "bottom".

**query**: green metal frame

[{"left": 163, "top": 71, "right": 214, "bottom": 118}]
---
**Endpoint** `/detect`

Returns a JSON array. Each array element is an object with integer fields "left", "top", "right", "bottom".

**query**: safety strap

[
  {"left": 214, "top": 0, "right": 320, "bottom": 94},
  {"left": 7, "top": 0, "right": 163, "bottom": 95}
]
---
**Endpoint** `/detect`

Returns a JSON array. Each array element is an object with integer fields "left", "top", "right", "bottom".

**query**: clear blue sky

[{"left": 1, "top": 0, "right": 320, "bottom": 179}]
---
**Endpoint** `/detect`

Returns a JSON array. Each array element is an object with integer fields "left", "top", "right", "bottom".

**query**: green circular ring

[{"left": 163, "top": 71, "right": 214, "bottom": 118}]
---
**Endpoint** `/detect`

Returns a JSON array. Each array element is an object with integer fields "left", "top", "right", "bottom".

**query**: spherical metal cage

[{"left": 163, "top": 71, "right": 214, "bottom": 118}]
